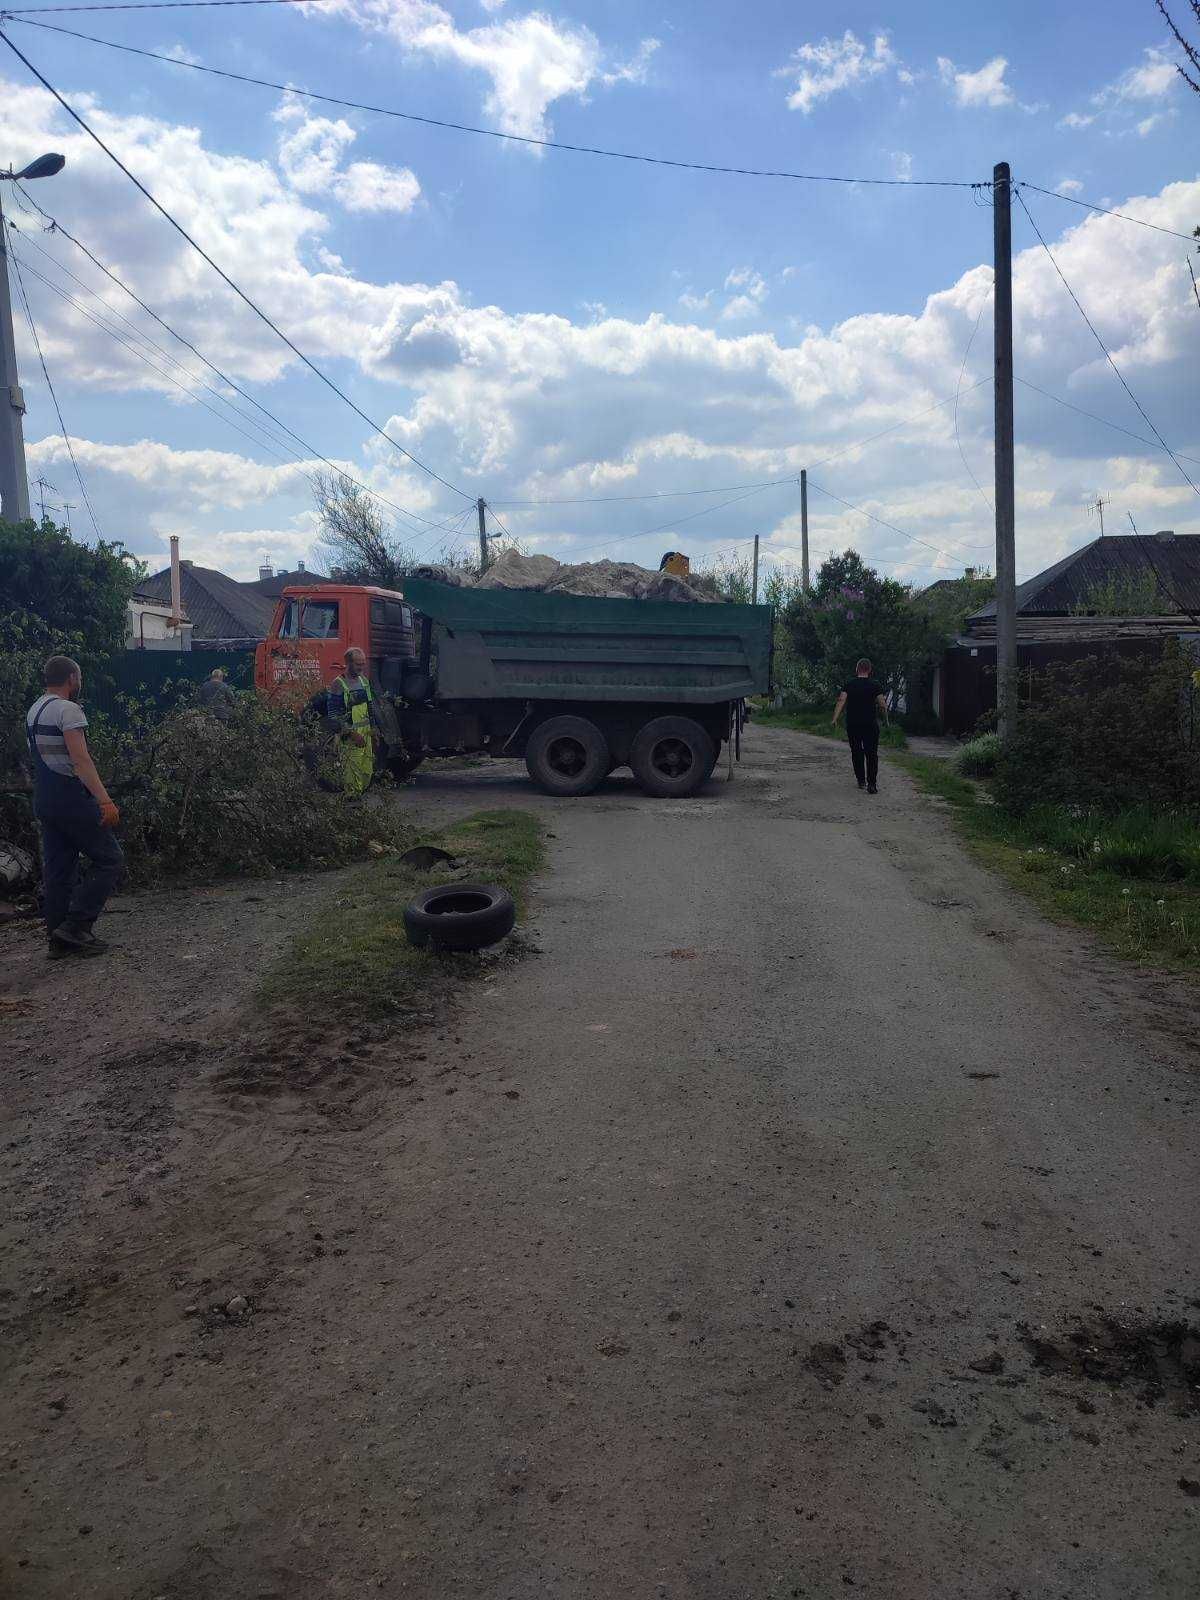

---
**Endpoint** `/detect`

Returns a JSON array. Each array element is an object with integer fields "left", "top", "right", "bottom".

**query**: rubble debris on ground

[{"left": 411, "top": 549, "right": 723, "bottom": 603}]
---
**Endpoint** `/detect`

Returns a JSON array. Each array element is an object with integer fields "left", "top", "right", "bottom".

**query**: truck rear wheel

[
  {"left": 631, "top": 716, "right": 714, "bottom": 798},
  {"left": 525, "top": 716, "right": 611, "bottom": 796}
]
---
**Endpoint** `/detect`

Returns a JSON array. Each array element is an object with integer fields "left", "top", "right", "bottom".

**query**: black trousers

[
  {"left": 35, "top": 787, "right": 124, "bottom": 936},
  {"left": 847, "top": 725, "right": 879, "bottom": 787}
]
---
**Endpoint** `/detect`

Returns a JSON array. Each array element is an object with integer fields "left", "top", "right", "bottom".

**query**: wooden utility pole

[
  {"left": 993, "top": 161, "right": 1017, "bottom": 743},
  {"left": 800, "top": 470, "right": 810, "bottom": 593},
  {"left": 477, "top": 496, "right": 488, "bottom": 573},
  {"left": 751, "top": 533, "right": 760, "bottom": 603}
]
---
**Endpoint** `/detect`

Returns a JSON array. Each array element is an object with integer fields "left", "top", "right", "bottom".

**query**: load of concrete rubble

[{"left": 410, "top": 549, "right": 721, "bottom": 603}]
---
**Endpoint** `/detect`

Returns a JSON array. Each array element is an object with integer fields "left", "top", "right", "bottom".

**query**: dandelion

[
  {"left": 1156, "top": 899, "right": 1166, "bottom": 909},
  {"left": 1121, "top": 888, "right": 1131, "bottom": 897},
  {"left": 1092, "top": 838, "right": 1103, "bottom": 855}
]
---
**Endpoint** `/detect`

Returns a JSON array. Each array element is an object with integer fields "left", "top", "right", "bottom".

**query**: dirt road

[{"left": 2, "top": 725, "right": 1198, "bottom": 1599}]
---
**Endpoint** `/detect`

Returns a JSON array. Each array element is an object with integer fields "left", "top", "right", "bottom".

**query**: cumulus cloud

[
  {"left": 777, "top": 30, "right": 899, "bottom": 114},
  {"left": 1059, "top": 45, "right": 1182, "bottom": 134},
  {"left": 938, "top": 54, "right": 1015, "bottom": 108},
  {"left": 311, "top": 1, "right": 655, "bottom": 141},
  {"left": 3, "top": 76, "right": 1197, "bottom": 587},
  {"left": 275, "top": 101, "right": 421, "bottom": 213}
]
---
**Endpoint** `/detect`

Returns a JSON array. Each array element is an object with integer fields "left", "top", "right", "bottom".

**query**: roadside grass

[
  {"left": 258, "top": 809, "right": 545, "bottom": 1023},
  {"left": 755, "top": 704, "right": 908, "bottom": 749},
  {"left": 894, "top": 752, "right": 1200, "bottom": 973}
]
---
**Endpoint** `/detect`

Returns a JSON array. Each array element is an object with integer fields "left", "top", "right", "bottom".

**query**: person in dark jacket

[
  {"left": 831, "top": 657, "right": 889, "bottom": 794},
  {"left": 196, "top": 666, "right": 236, "bottom": 721},
  {"left": 25, "top": 655, "right": 123, "bottom": 957}
]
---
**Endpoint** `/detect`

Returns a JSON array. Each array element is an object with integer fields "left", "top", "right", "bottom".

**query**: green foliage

[
  {"left": 258, "top": 809, "right": 544, "bottom": 1024},
  {"left": 991, "top": 645, "right": 1200, "bottom": 816},
  {"left": 1069, "top": 569, "right": 1165, "bottom": 616},
  {"left": 954, "top": 732, "right": 1001, "bottom": 777},
  {"left": 0, "top": 517, "right": 143, "bottom": 668},
  {"left": 918, "top": 570, "right": 996, "bottom": 637},
  {"left": 87, "top": 691, "right": 409, "bottom": 885}
]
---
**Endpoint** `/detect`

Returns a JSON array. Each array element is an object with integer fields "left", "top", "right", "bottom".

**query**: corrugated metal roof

[
  {"left": 139, "top": 564, "right": 277, "bottom": 641},
  {"left": 969, "top": 534, "right": 1200, "bottom": 620},
  {"left": 244, "top": 567, "right": 332, "bottom": 599}
]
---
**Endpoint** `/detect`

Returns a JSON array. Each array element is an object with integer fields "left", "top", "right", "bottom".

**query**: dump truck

[{"left": 254, "top": 577, "right": 773, "bottom": 798}]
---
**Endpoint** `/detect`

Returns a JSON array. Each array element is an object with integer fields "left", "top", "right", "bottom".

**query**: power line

[
  {"left": 7, "top": 18, "right": 982, "bottom": 190},
  {"left": 1017, "top": 182, "right": 1198, "bottom": 247},
  {"left": 0, "top": 28, "right": 476, "bottom": 504},
  {"left": 1015, "top": 186, "right": 1199, "bottom": 502},
  {"left": 4, "top": 0, "right": 322, "bottom": 11},
  {"left": 7, "top": 189, "right": 453, "bottom": 532},
  {"left": 1014, "top": 376, "right": 1200, "bottom": 470},
  {"left": 9, "top": 243, "right": 102, "bottom": 536},
  {"left": 806, "top": 479, "right": 990, "bottom": 562},
  {"left": 490, "top": 474, "right": 797, "bottom": 507},
  {"left": 803, "top": 379, "right": 989, "bottom": 473},
  {"left": 954, "top": 285, "right": 994, "bottom": 515}
]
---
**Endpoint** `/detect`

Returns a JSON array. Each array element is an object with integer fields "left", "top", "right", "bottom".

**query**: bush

[
  {"left": 954, "top": 732, "right": 1001, "bottom": 778},
  {"left": 992, "top": 645, "right": 1200, "bottom": 817},
  {"left": 88, "top": 692, "right": 410, "bottom": 885}
]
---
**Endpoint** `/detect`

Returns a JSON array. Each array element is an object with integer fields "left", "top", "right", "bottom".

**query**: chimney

[
  {"left": 297, "top": 558, "right": 306, "bottom": 572},
  {"left": 964, "top": 566, "right": 976, "bottom": 580},
  {"left": 169, "top": 535, "right": 184, "bottom": 628},
  {"left": 1154, "top": 529, "right": 1176, "bottom": 543},
  {"left": 259, "top": 560, "right": 274, "bottom": 581}
]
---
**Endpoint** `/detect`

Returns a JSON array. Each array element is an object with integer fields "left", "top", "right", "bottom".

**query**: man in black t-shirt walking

[{"left": 832, "top": 658, "right": 888, "bottom": 794}]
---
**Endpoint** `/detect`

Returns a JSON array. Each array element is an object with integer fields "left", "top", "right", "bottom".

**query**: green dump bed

[{"left": 401, "top": 578, "right": 773, "bottom": 705}]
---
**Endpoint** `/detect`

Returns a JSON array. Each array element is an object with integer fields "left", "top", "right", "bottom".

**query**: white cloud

[
  {"left": 1112, "top": 46, "right": 1179, "bottom": 100},
  {"left": 314, "top": 2, "right": 653, "bottom": 142},
  {"left": 892, "top": 151, "right": 914, "bottom": 182},
  {"left": 3, "top": 77, "right": 1197, "bottom": 586},
  {"left": 1058, "top": 110, "right": 1096, "bottom": 130},
  {"left": 777, "top": 30, "right": 899, "bottom": 114},
  {"left": 1060, "top": 46, "right": 1182, "bottom": 133},
  {"left": 938, "top": 54, "right": 1015, "bottom": 108},
  {"left": 601, "top": 37, "right": 660, "bottom": 88},
  {"left": 1136, "top": 112, "right": 1167, "bottom": 137},
  {"left": 1056, "top": 178, "right": 1084, "bottom": 195},
  {"left": 274, "top": 101, "right": 420, "bottom": 213}
]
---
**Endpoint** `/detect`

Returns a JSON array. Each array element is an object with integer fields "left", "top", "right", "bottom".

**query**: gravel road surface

[{"left": 2, "top": 723, "right": 1197, "bottom": 1600}]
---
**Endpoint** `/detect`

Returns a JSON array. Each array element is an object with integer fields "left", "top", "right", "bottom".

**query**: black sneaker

[
  {"left": 867, "top": 783, "right": 878, "bottom": 794},
  {"left": 50, "top": 922, "right": 109, "bottom": 957},
  {"left": 857, "top": 781, "right": 866, "bottom": 790}
]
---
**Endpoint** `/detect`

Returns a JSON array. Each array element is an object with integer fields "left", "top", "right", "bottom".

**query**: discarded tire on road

[
  {"left": 525, "top": 714, "right": 610, "bottom": 797},
  {"left": 630, "top": 715, "right": 714, "bottom": 798},
  {"left": 403, "top": 882, "right": 516, "bottom": 951}
]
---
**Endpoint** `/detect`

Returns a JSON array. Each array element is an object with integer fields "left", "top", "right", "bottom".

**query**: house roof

[
  {"left": 244, "top": 566, "right": 332, "bottom": 599},
  {"left": 968, "top": 534, "right": 1200, "bottom": 621},
  {"left": 139, "top": 563, "right": 278, "bottom": 641}
]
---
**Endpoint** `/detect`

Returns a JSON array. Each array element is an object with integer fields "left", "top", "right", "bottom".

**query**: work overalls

[
  {"left": 26, "top": 696, "right": 124, "bottom": 940},
  {"left": 328, "top": 675, "right": 376, "bottom": 796}
]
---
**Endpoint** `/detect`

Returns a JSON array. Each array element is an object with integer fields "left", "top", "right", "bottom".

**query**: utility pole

[
  {"left": 0, "top": 153, "right": 65, "bottom": 525},
  {"left": 800, "top": 470, "right": 810, "bottom": 593},
  {"left": 993, "top": 161, "right": 1017, "bottom": 744},
  {"left": 751, "top": 533, "right": 760, "bottom": 603},
  {"left": 1090, "top": 493, "right": 1109, "bottom": 536},
  {"left": 477, "top": 496, "right": 488, "bottom": 573},
  {"left": 0, "top": 184, "right": 30, "bottom": 523}
]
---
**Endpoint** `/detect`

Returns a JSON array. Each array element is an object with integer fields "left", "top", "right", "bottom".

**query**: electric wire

[
  {"left": 490, "top": 474, "right": 797, "bottom": 507},
  {"left": 953, "top": 285, "right": 993, "bottom": 515},
  {"left": 3, "top": 0, "right": 322, "bottom": 10},
  {"left": 1015, "top": 186, "right": 1200, "bottom": 501},
  {"left": 8, "top": 243, "right": 102, "bottom": 535},
  {"left": 0, "top": 28, "right": 477, "bottom": 502},
  {"left": 1013, "top": 376, "right": 1200, "bottom": 470},
  {"left": 806, "top": 479, "right": 990, "bottom": 562},
  {"left": 802, "top": 379, "right": 990, "bottom": 473},
  {"left": 10, "top": 185, "right": 457, "bottom": 533},
  {"left": 4, "top": 18, "right": 982, "bottom": 188},
  {"left": 1017, "top": 182, "right": 1198, "bottom": 247}
]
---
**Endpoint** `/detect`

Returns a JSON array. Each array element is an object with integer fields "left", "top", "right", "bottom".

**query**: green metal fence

[{"left": 86, "top": 649, "right": 254, "bottom": 724}]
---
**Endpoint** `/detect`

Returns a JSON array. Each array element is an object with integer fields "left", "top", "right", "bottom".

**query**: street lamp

[{"left": 0, "top": 151, "right": 66, "bottom": 524}]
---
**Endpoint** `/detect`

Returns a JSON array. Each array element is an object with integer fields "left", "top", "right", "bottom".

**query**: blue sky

[{"left": 0, "top": 0, "right": 1196, "bottom": 583}]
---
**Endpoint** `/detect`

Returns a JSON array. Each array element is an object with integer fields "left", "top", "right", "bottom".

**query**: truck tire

[
  {"left": 525, "top": 715, "right": 610, "bottom": 796},
  {"left": 403, "top": 883, "right": 516, "bottom": 951},
  {"left": 631, "top": 716, "right": 715, "bottom": 798}
]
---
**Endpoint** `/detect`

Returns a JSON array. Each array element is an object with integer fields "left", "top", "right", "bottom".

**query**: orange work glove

[{"left": 99, "top": 800, "right": 120, "bottom": 828}]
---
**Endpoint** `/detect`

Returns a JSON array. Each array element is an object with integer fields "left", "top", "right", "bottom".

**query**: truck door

[{"left": 258, "top": 593, "right": 345, "bottom": 702}]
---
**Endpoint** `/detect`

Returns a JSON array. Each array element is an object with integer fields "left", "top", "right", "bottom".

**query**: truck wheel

[
  {"left": 525, "top": 716, "right": 610, "bottom": 796},
  {"left": 403, "top": 883, "right": 515, "bottom": 951},
  {"left": 631, "top": 716, "right": 715, "bottom": 798}
]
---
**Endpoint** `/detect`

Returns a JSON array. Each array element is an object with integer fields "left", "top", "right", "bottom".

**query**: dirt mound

[
  {"left": 1021, "top": 1313, "right": 1200, "bottom": 1413},
  {"left": 470, "top": 548, "right": 720, "bottom": 603}
]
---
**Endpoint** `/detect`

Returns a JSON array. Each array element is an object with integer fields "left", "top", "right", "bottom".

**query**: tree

[
  {"left": 1157, "top": 0, "right": 1200, "bottom": 93},
  {"left": 0, "top": 516, "right": 142, "bottom": 665},
  {"left": 313, "top": 473, "right": 480, "bottom": 586}
]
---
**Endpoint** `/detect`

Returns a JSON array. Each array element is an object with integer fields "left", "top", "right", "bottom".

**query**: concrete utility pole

[
  {"left": 993, "top": 161, "right": 1017, "bottom": 744},
  {"left": 477, "top": 496, "right": 488, "bottom": 573},
  {"left": 751, "top": 533, "right": 759, "bottom": 604},
  {"left": 800, "top": 470, "right": 810, "bottom": 593},
  {"left": 0, "top": 152, "right": 66, "bottom": 525}
]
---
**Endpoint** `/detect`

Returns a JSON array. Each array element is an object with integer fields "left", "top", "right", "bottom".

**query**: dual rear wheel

[{"left": 525, "top": 714, "right": 715, "bottom": 799}]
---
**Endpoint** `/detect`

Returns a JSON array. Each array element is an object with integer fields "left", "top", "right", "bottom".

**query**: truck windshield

[
  {"left": 300, "top": 600, "right": 340, "bottom": 639},
  {"left": 277, "top": 600, "right": 299, "bottom": 639}
]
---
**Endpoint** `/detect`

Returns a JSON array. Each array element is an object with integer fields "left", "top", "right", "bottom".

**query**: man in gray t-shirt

[
  {"left": 196, "top": 667, "right": 236, "bottom": 722},
  {"left": 25, "top": 655, "right": 123, "bottom": 957}
]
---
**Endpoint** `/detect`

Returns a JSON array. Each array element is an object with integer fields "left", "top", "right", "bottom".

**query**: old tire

[
  {"left": 631, "top": 716, "right": 714, "bottom": 798},
  {"left": 403, "top": 882, "right": 516, "bottom": 952},
  {"left": 525, "top": 716, "right": 610, "bottom": 797}
]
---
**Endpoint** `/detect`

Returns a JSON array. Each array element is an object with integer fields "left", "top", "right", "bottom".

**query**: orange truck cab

[{"left": 254, "top": 584, "right": 419, "bottom": 703}]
